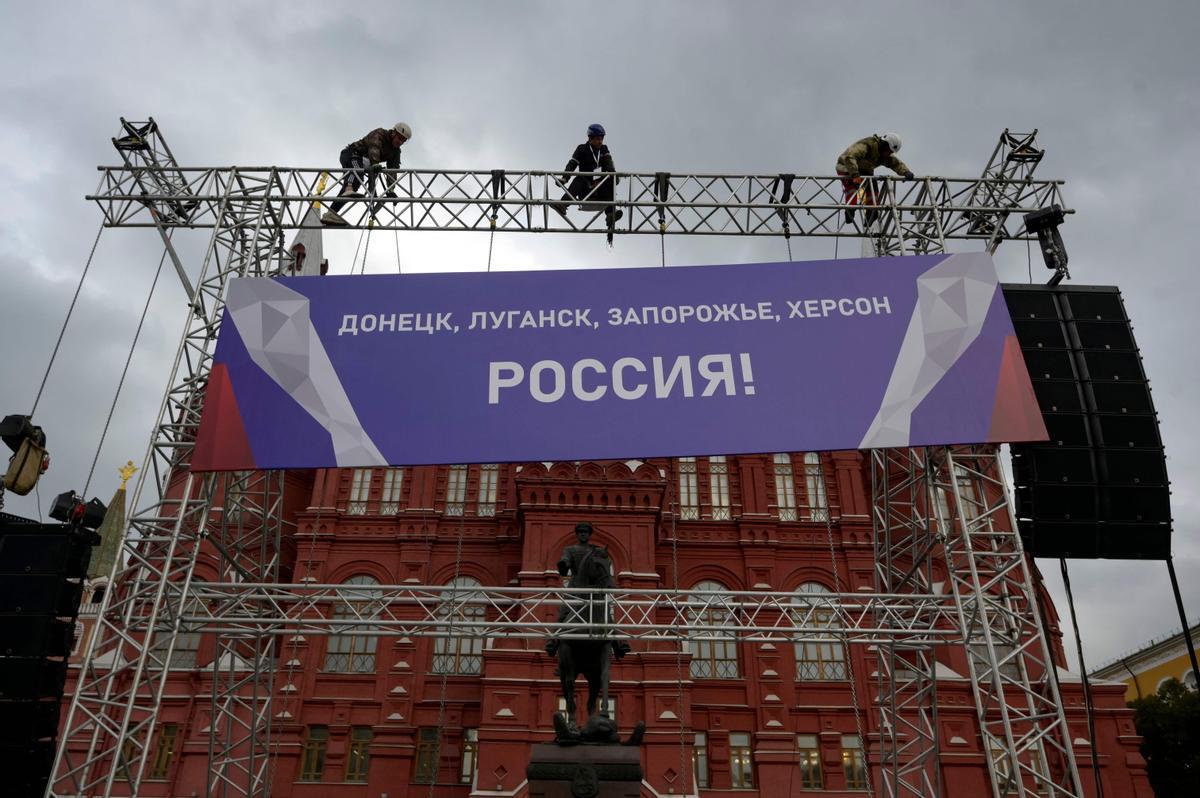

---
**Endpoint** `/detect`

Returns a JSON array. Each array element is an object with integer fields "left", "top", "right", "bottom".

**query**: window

[
  {"left": 1185, "top": 670, "right": 1198, "bottom": 691},
  {"left": 299, "top": 726, "right": 328, "bottom": 782},
  {"left": 692, "top": 732, "right": 710, "bottom": 788},
  {"left": 92, "top": 584, "right": 106, "bottom": 604},
  {"left": 969, "top": 641, "right": 1020, "bottom": 681},
  {"left": 987, "top": 737, "right": 1018, "bottom": 794},
  {"left": 478, "top": 464, "right": 498, "bottom": 516},
  {"left": 345, "top": 726, "right": 372, "bottom": 782},
  {"left": 797, "top": 734, "right": 823, "bottom": 789},
  {"left": 324, "top": 575, "right": 380, "bottom": 673},
  {"left": 460, "top": 728, "right": 478, "bottom": 784},
  {"left": 445, "top": 465, "right": 467, "bottom": 516},
  {"left": 794, "top": 583, "right": 847, "bottom": 680},
  {"left": 774, "top": 454, "right": 798, "bottom": 521},
  {"left": 709, "top": 456, "right": 731, "bottom": 520},
  {"left": 72, "top": 621, "right": 85, "bottom": 656},
  {"left": 114, "top": 734, "right": 139, "bottom": 781},
  {"left": 147, "top": 723, "right": 179, "bottom": 780},
  {"left": 348, "top": 468, "right": 371, "bottom": 515},
  {"left": 678, "top": 457, "right": 699, "bottom": 519},
  {"left": 688, "top": 581, "right": 739, "bottom": 679},
  {"left": 842, "top": 735, "right": 867, "bottom": 790},
  {"left": 803, "top": 453, "right": 829, "bottom": 521},
  {"left": 380, "top": 468, "right": 404, "bottom": 514},
  {"left": 150, "top": 598, "right": 202, "bottom": 669},
  {"left": 414, "top": 727, "right": 440, "bottom": 784},
  {"left": 730, "top": 732, "right": 754, "bottom": 788},
  {"left": 432, "top": 577, "right": 484, "bottom": 675}
]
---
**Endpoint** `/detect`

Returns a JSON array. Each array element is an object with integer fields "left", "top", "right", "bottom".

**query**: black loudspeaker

[
  {"left": 1004, "top": 284, "right": 1171, "bottom": 559},
  {"left": 0, "top": 519, "right": 95, "bottom": 792}
]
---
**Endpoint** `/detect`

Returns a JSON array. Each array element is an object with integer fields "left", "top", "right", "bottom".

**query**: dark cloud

[{"left": 1, "top": 0, "right": 1196, "bottom": 671}]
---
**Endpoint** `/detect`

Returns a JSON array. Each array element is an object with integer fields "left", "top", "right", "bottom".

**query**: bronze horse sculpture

[{"left": 548, "top": 545, "right": 641, "bottom": 744}]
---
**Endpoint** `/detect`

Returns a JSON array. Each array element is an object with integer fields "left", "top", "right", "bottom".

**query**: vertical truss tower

[{"left": 50, "top": 122, "right": 1081, "bottom": 798}]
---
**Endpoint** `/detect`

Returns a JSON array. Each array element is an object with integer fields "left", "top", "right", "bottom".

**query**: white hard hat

[
  {"left": 878, "top": 132, "right": 901, "bottom": 153},
  {"left": 392, "top": 122, "right": 412, "bottom": 140}
]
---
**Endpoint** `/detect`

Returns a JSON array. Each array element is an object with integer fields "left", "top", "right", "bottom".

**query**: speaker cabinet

[{"left": 1004, "top": 284, "right": 1171, "bottom": 559}]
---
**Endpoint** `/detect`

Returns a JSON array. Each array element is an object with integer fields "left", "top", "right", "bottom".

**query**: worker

[
  {"left": 322, "top": 122, "right": 412, "bottom": 226},
  {"left": 835, "top": 133, "right": 913, "bottom": 225},
  {"left": 553, "top": 123, "right": 622, "bottom": 228}
]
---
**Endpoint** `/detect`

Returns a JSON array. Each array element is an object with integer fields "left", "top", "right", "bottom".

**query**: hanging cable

[
  {"left": 360, "top": 218, "right": 376, "bottom": 275},
  {"left": 82, "top": 244, "right": 169, "bottom": 497},
  {"left": 655, "top": 172, "right": 671, "bottom": 269},
  {"left": 487, "top": 170, "right": 505, "bottom": 273},
  {"left": 1060, "top": 559, "right": 1105, "bottom": 798},
  {"left": 349, "top": 226, "right": 367, "bottom": 276},
  {"left": 30, "top": 221, "right": 105, "bottom": 417},
  {"left": 394, "top": 230, "right": 403, "bottom": 274},
  {"left": 821, "top": 473, "right": 874, "bottom": 797}
]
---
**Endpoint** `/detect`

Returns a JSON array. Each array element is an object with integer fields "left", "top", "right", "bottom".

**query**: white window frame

[
  {"left": 348, "top": 468, "right": 371, "bottom": 515},
  {"left": 445, "top": 465, "right": 467, "bottom": 516},
  {"left": 804, "top": 453, "right": 829, "bottom": 521},
  {"left": 477, "top": 464, "right": 498, "bottom": 516},
  {"left": 678, "top": 457, "right": 699, "bottom": 519},
  {"left": 709, "top": 456, "right": 731, "bottom": 520},
  {"left": 379, "top": 467, "right": 403, "bottom": 514},
  {"left": 774, "top": 453, "right": 798, "bottom": 521}
]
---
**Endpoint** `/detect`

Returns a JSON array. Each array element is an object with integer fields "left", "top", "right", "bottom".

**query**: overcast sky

[{"left": 1, "top": 0, "right": 1196, "bottom": 675}]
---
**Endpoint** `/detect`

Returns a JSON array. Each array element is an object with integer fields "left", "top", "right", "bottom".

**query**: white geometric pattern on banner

[
  {"left": 227, "top": 278, "right": 386, "bottom": 465},
  {"left": 859, "top": 252, "right": 996, "bottom": 448}
]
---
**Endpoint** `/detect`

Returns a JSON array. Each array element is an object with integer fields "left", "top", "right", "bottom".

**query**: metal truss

[
  {"left": 164, "top": 583, "right": 962, "bottom": 644},
  {"left": 872, "top": 448, "right": 944, "bottom": 798},
  {"left": 51, "top": 122, "right": 289, "bottom": 798},
  {"left": 87, "top": 163, "right": 1068, "bottom": 251},
  {"left": 53, "top": 123, "right": 1078, "bottom": 798},
  {"left": 936, "top": 446, "right": 1082, "bottom": 797}
]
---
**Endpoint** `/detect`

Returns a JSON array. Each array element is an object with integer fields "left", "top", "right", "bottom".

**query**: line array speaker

[{"left": 1004, "top": 284, "right": 1171, "bottom": 559}]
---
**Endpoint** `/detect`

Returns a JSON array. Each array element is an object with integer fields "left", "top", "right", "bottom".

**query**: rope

[
  {"left": 487, "top": 228, "right": 496, "bottom": 272},
  {"left": 82, "top": 244, "right": 168, "bottom": 497},
  {"left": 359, "top": 219, "right": 375, "bottom": 275},
  {"left": 349, "top": 226, "right": 367, "bottom": 276},
  {"left": 1026, "top": 236, "right": 1033, "bottom": 283},
  {"left": 820, "top": 468, "right": 874, "bottom": 797},
  {"left": 660, "top": 235, "right": 667, "bottom": 269},
  {"left": 30, "top": 221, "right": 105, "bottom": 417},
  {"left": 786, "top": 236, "right": 793, "bottom": 261},
  {"left": 664, "top": 463, "right": 691, "bottom": 796},
  {"left": 395, "top": 231, "right": 403, "bottom": 274}
]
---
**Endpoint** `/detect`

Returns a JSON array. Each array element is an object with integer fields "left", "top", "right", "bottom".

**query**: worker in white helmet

[
  {"left": 835, "top": 133, "right": 914, "bottom": 225},
  {"left": 322, "top": 122, "right": 412, "bottom": 225}
]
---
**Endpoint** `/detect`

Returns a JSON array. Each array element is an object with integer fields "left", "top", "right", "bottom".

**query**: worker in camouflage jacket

[
  {"left": 552, "top": 123, "right": 622, "bottom": 228},
  {"left": 322, "top": 122, "right": 412, "bottom": 225},
  {"left": 835, "top": 133, "right": 914, "bottom": 225}
]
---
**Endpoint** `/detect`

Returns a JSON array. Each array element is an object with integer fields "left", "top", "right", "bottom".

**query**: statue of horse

[{"left": 550, "top": 545, "right": 629, "bottom": 740}]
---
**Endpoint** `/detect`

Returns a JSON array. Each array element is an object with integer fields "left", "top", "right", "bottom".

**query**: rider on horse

[{"left": 545, "top": 522, "right": 631, "bottom": 659}]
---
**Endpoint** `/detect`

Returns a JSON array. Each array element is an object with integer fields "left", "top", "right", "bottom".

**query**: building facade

[
  {"left": 69, "top": 454, "right": 1153, "bottom": 796},
  {"left": 1091, "top": 618, "right": 1200, "bottom": 703}
]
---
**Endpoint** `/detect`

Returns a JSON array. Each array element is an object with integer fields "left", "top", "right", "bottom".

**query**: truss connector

[
  {"left": 770, "top": 173, "right": 796, "bottom": 236},
  {"left": 1003, "top": 129, "right": 1044, "bottom": 166},
  {"left": 113, "top": 118, "right": 156, "bottom": 152},
  {"left": 654, "top": 172, "right": 671, "bottom": 233},
  {"left": 490, "top": 169, "right": 506, "bottom": 228}
]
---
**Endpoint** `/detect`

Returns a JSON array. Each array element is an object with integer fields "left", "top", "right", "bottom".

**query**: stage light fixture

[
  {"left": 48, "top": 491, "right": 107, "bottom": 530},
  {"left": 1023, "top": 204, "right": 1069, "bottom": 281}
]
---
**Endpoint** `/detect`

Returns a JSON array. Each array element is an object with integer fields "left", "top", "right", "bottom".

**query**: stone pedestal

[{"left": 527, "top": 743, "right": 643, "bottom": 798}]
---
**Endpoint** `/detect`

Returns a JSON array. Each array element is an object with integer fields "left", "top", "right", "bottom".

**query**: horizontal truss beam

[
  {"left": 133, "top": 583, "right": 969, "bottom": 644},
  {"left": 89, "top": 166, "right": 1068, "bottom": 241}
]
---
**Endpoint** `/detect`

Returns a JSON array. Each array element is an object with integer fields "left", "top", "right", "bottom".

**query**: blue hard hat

[{"left": 587, "top": 123, "right": 606, "bottom": 138}]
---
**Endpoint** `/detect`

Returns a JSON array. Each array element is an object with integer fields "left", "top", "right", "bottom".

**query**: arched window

[
  {"left": 432, "top": 577, "right": 484, "bottom": 675},
  {"left": 793, "top": 583, "right": 846, "bottom": 680},
  {"left": 688, "top": 580, "right": 739, "bottom": 679},
  {"left": 324, "top": 575, "right": 381, "bottom": 673},
  {"left": 1184, "top": 670, "right": 1197, "bottom": 691}
]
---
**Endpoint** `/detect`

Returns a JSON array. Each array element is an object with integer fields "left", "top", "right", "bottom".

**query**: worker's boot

[
  {"left": 321, "top": 210, "right": 349, "bottom": 226},
  {"left": 844, "top": 208, "right": 855, "bottom": 225}
]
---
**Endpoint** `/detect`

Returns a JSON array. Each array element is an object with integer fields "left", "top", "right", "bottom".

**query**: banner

[{"left": 192, "top": 253, "right": 1046, "bottom": 470}]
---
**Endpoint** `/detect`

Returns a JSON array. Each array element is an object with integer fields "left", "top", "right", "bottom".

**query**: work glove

[
  {"left": 369, "top": 162, "right": 385, "bottom": 174},
  {"left": 903, "top": 171, "right": 915, "bottom": 180},
  {"left": 384, "top": 190, "right": 398, "bottom": 198},
  {"left": 848, "top": 171, "right": 860, "bottom": 180}
]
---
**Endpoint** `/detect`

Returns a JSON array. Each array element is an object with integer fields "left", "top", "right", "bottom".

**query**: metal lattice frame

[
  {"left": 936, "top": 446, "right": 1082, "bottom": 797},
  {"left": 51, "top": 122, "right": 1082, "bottom": 798},
  {"left": 51, "top": 126, "right": 290, "bottom": 798},
  {"left": 87, "top": 165, "right": 1068, "bottom": 245},
  {"left": 872, "top": 447, "right": 944, "bottom": 798}
]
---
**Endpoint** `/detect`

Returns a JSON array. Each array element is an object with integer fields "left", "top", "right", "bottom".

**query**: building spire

[{"left": 89, "top": 460, "right": 135, "bottom": 580}]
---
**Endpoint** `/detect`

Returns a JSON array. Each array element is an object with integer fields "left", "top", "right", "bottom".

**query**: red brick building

[{"left": 69, "top": 454, "right": 1153, "bottom": 796}]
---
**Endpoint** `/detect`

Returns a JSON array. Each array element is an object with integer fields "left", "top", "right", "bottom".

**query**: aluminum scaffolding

[{"left": 49, "top": 120, "right": 1082, "bottom": 798}]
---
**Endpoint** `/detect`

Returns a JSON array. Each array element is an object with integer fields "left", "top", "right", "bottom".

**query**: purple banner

[{"left": 193, "top": 253, "right": 1046, "bottom": 470}]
